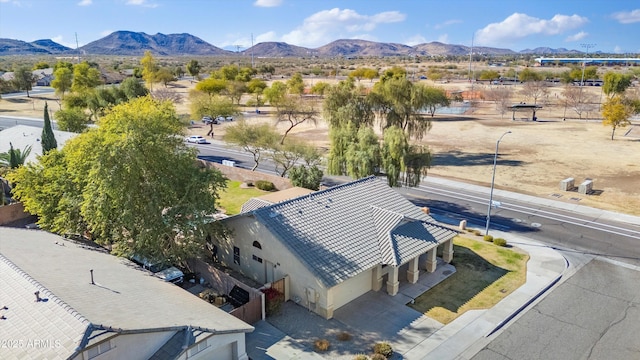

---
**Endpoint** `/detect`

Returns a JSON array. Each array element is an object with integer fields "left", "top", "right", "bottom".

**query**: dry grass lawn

[{"left": 3, "top": 77, "right": 639, "bottom": 215}]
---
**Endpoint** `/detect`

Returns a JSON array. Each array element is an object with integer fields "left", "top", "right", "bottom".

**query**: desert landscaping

[{"left": 2, "top": 75, "right": 639, "bottom": 216}]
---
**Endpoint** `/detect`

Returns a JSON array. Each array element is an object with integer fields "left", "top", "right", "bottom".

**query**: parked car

[
  {"left": 185, "top": 135, "right": 206, "bottom": 144},
  {"left": 225, "top": 116, "right": 234, "bottom": 121},
  {"left": 215, "top": 116, "right": 226, "bottom": 123},
  {"left": 202, "top": 116, "right": 218, "bottom": 125},
  {"left": 131, "top": 255, "right": 184, "bottom": 284}
]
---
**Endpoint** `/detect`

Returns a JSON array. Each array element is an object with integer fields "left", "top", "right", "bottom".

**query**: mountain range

[{"left": 0, "top": 31, "right": 583, "bottom": 57}]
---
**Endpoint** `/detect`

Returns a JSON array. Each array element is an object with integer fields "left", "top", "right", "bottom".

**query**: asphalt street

[{"left": 471, "top": 258, "right": 640, "bottom": 360}]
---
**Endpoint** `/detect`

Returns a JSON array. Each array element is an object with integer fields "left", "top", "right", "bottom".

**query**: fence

[
  {"left": 230, "top": 296, "right": 263, "bottom": 324},
  {"left": 0, "top": 202, "right": 31, "bottom": 225}
]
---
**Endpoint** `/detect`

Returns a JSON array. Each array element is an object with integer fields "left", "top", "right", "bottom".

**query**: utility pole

[
  {"left": 75, "top": 32, "right": 80, "bottom": 64},
  {"left": 233, "top": 45, "right": 243, "bottom": 70},
  {"left": 580, "top": 43, "right": 596, "bottom": 86}
]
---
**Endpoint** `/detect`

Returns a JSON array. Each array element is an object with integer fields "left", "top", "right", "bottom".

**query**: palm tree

[{"left": 0, "top": 143, "right": 32, "bottom": 168}]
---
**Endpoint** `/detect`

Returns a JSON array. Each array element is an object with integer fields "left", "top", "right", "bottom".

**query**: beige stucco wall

[
  {"left": 180, "top": 333, "right": 248, "bottom": 360},
  {"left": 329, "top": 267, "right": 374, "bottom": 310},
  {"left": 218, "top": 215, "right": 330, "bottom": 317},
  {"left": 77, "top": 331, "right": 175, "bottom": 360}
]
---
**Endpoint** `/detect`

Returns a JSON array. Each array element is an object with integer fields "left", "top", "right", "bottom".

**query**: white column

[
  {"left": 386, "top": 266, "right": 399, "bottom": 296},
  {"left": 443, "top": 239, "right": 454, "bottom": 263},
  {"left": 425, "top": 248, "right": 437, "bottom": 273},
  {"left": 407, "top": 257, "right": 420, "bottom": 284},
  {"left": 371, "top": 264, "right": 383, "bottom": 291}
]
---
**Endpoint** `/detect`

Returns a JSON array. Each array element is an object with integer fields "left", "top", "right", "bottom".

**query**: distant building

[{"left": 535, "top": 57, "right": 640, "bottom": 66}]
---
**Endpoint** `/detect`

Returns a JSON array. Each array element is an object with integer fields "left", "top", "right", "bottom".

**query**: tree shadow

[
  {"left": 430, "top": 116, "right": 478, "bottom": 122},
  {"left": 431, "top": 150, "right": 526, "bottom": 167},
  {"left": 409, "top": 245, "right": 508, "bottom": 314}
]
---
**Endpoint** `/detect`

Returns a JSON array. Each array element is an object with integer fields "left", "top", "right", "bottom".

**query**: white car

[
  {"left": 131, "top": 256, "right": 184, "bottom": 284},
  {"left": 185, "top": 135, "right": 206, "bottom": 144}
]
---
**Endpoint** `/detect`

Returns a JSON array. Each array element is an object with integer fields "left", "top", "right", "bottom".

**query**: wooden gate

[
  {"left": 230, "top": 297, "right": 262, "bottom": 324},
  {"left": 272, "top": 277, "right": 285, "bottom": 296}
]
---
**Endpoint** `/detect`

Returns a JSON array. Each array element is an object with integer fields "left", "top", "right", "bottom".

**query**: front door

[{"left": 265, "top": 260, "right": 274, "bottom": 283}]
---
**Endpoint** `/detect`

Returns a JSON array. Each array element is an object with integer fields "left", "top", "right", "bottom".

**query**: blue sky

[{"left": 1, "top": 0, "right": 639, "bottom": 53}]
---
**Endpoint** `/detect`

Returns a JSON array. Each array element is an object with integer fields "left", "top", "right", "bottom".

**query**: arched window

[{"left": 252, "top": 241, "right": 262, "bottom": 250}]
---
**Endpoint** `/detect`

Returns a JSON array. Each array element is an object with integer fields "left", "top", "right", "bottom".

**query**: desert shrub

[
  {"left": 261, "top": 287, "right": 284, "bottom": 316},
  {"left": 244, "top": 181, "right": 254, "bottom": 187},
  {"left": 373, "top": 342, "right": 393, "bottom": 358},
  {"left": 370, "top": 354, "right": 386, "bottom": 360},
  {"left": 353, "top": 355, "right": 369, "bottom": 360},
  {"left": 255, "top": 180, "right": 275, "bottom": 191},
  {"left": 494, "top": 238, "right": 508, "bottom": 247},
  {"left": 483, "top": 235, "right": 494, "bottom": 242},
  {"left": 473, "top": 229, "right": 481, "bottom": 236},
  {"left": 336, "top": 331, "right": 352, "bottom": 341},
  {"left": 314, "top": 338, "right": 330, "bottom": 352}
]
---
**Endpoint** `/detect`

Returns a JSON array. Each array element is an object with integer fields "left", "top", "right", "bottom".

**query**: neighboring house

[
  {"left": 214, "top": 176, "right": 459, "bottom": 319},
  {"left": 0, "top": 125, "right": 77, "bottom": 164},
  {"left": 33, "top": 68, "right": 54, "bottom": 86},
  {"left": 0, "top": 227, "right": 253, "bottom": 360}
]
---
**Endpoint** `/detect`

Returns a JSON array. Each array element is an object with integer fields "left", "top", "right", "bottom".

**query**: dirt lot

[{"left": 2, "top": 78, "right": 639, "bottom": 216}]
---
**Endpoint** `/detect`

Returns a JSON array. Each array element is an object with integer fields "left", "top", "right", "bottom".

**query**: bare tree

[
  {"left": 275, "top": 96, "right": 319, "bottom": 144},
  {"left": 520, "top": 81, "right": 549, "bottom": 105},
  {"left": 484, "top": 86, "right": 513, "bottom": 119},
  {"left": 151, "top": 88, "right": 183, "bottom": 104},
  {"left": 562, "top": 86, "right": 596, "bottom": 120}
]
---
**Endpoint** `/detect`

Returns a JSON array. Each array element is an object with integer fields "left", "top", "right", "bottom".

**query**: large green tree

[
  {"left": 186, "top": 60, "right": 201, "bottom": 80},
  {"left": 223, "top": 122, "right": 279, "bottom": 171},
  {"left": 12, "top": 66, "right": 35, "bottom": 97},
  {"left": 51, "top": 67, "right": 73, "bottom": 99},
  {"left": 54, "top": 107, "right": 89, "bottom": 133},
  {"left": 72, "top": 62, "right": 102, "bottom": 93},
  {"left": 140, "top": 50, "right": 158, "bottom": 91},
  {"left": 9, "top": 97, "right": 227, "bottom": 264},
  {"left": 603, "top": 72, "right": 632, "bottom": 98},
  {"left": 41, "top": 102, "right": 57, "bottom": 153}
]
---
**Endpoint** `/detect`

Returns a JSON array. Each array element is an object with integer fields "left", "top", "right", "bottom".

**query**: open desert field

[{"left": 2, "top": 77, "right": 639, "bottom": 216}]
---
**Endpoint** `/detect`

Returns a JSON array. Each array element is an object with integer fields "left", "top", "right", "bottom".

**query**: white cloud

[
  {"left": 126, "top": 0, "right": 158, "bottom": 8},
  {"left": 475, "top": 13, "right": 588, "bottom": 46},
  {"left": 612, "top": 9, "right": 640, "bottom": 24},
  {"left": 565, "top": 31, "right": 587, "bottom": 42},
  {"left": 52, "top": 35, "right": 82, "bottom": 48},
  {"left": 78, "top": 0, "right": 92, "bottom": 6},
  {"left": 404, "top": 34, "right": 427, "bottom": 46},
  {"left": 435, "top": 19, "right": 462, "bottom": 29},
  {"left": 256, "top": 31, "right": 277, "bottom": 43},
  {"left": 613, "top": 45, "right": 622, "bottom": 54},
  {"left": 254, "top": 0, "right": 282, "bottom": 7},
  {"left": 281, "top": 8, "right": 405, "bottom": 47}
]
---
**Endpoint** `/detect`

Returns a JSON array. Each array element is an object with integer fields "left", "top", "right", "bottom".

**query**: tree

[
  {"left": 226, "top": 80, "right": 247, "bottom": 105},
  {"left": 287, "top": 73, "right": 305, "bottom": 96},
  {"left": 349, "top": 67, "right": 379, "bottom": 82},
  {"left": 289, "top": 165, "right": 323, "bottom": 190},
  {"left": 140, "top": 50, "right": 158, "bottom": 90},
  {"left": 478, "top": 70, "right": 500, "bottom": 81},
  {"left": 403, "top": 146, "right": 431, "bottom": 187},
  {"left": 195, "top": 78, "right": 227, "bottom": 97},
  {"left": 72, "top": 62, "right": 102, "bottom": 93},
  {"left": 189, "top": 91, "right": 237, "bottom": 126},
  {"left": 423, "top": 86, "right": 450, "bottom": 117},
  {"left": 151, "top": 88, "right": 183, "bottom": 104},
  {"left": 270, "top": 140, "right": 309, "bottom": 177},
  {"left": 13, "top": 66, "right": 35, "bottom": 97},
  {"left": 54, "top": 108, "right": 89, "bottom": 133},
  {"left": 33, "top": 61, "right": 50, "bottom": 70},
  {"left": 310, "top": 81, "right": 330, "bottom": 96},
  {"left": 344, "top": 126, "right": 380, "bottom": 179},
  {"left": 41, "top": 103, "right": 57, "bottom": 153},
  {"left": 518, "top": 68, "right": 542, "bottom": 82},
  {"left": 603, "top": 72, "right": 632, "bottom": 98},
  {"left": 563, "top": 85, "right": 596, "bottom": 119},
  {"left": 54, "top": 61, "right": 74, "bottom": 72},
  {"left": 263, "top": 81, "right": 287, "bottom": 107},
  {"left": 0, "top": 142, "right": 31, "bottom": 168},
  {"left": 247, "top": 78, "right": 267, "bottom": 109},
  {"left": 174, "top": 66, "right": 185, "bottom": 78},
  {"left": 520, "top": 81, "right": 549, "bottom": 105},
  {"left": 120, "top": 77, "right": 149, "bottom": 99},
  {"left": 381, "top": 126, "right": 408, "bottom": 187},
  {"left": 602, "top": 96, "right": 631, "bottom": 140},
  {"left": 274, "top": 96, "right": 319, "bottom": 144},
  {"left": 223, "top": 122, "right": 279, "bottom": 171},
  {"left": 51, "top": 67, "right": 73, "bottom": 99},
  {"left": 155, "top": 67, "right": 177, "bottom": 87},
  {"left": 9, "top": 97, "right": 228, "bottom": 263},
  {"left": 484, "top": 86, "right": 513, "bottom": 119},
  {"left": 186, "top": 60, "right": 201, "bottom": 80}
]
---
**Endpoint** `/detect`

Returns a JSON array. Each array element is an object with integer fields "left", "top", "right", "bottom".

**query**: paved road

[
  {"left": 0, "top": 115, "right": 58, "bottom": 130},
  {"left": 471, "top": 258, "right": 640, "bottom": 360},
  {"left": 195, "top": 141, "right": 640, "bottom": 267},
  {"left": 1, "top": 87, "right": 55, "bottom": 99}
]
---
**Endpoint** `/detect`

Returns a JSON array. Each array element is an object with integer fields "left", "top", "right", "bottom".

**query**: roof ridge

[
  {"left": 370, "top": 206, "right": 405, "bottom": 266},
  {"left": 0, "top": 253, "right": 90, "bottom": 326}
]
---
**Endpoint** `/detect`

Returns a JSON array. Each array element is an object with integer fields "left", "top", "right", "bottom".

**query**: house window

[
  {"left": 87, "top": 340, "right": 113, "bottom": 359},
  {"left": 233, "top": 246, "right": 240, "bottom": 265},
  {"left": 252, "top": 241, "right": 262, "bottom": 249},
  {"left": 252, "top": 254, "right": 263, "bottom": 263},
  {"left": 188, "top": 338, "right": 210, "bottom": 357}
]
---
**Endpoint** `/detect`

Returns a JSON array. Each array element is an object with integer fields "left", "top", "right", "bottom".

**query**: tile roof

[
  {"left": 0, "top": 125, "right": 77, "bottom": 164},
  {"left": 248, "top": 176, "right": 459, "bottom": 287},
  {"left": 0, "top": 228, "right": 253, "bottom": 358}
]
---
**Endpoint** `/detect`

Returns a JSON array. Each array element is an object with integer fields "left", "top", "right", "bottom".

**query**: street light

[
  {"left": 485, "top": 131, "right": 512, "bottom": 236},
  {"left": 580, "top": 43, "right": 596, "bottom": 87}
]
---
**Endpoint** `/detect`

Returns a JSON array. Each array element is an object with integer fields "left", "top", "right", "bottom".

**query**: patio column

[
  {"left": 443, "top": 239, "right": 454, "bottom": 263},
  {"left": 386, "top": 266, "right": 399, "bottom": 296},
  {"left": 407, "top": 257, "right": 420, "bottom": 284},
  {"left": 372, "top": 264, "right": 383, "bottom": 291},
  {"left": 425, "top": 248, "right": 437, "bottom": 273}
]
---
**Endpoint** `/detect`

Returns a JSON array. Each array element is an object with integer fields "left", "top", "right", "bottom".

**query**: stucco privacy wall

[
  {"left": 76, "top": 331, "right": 174, "bottom": 360},
  {"left": 199, "top": 160, "right": 292, "bottom": 190},
  {"left": 217, "top": 215, "right": 332, "bottom": 318},
  {"left": 329, "top": 267, "right": 374, "bottom": 311}
]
